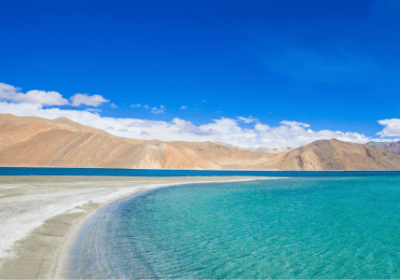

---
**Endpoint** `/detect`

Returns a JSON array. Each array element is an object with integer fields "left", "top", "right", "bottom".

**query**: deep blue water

[
  {"left": 68, "top": 176, "right": 400, "bottom": 279},
  {"left": 1, "top": 166, "right": 400, "bottom": 177}
]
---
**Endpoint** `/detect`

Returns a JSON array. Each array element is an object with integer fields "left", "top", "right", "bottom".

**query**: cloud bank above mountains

[
  {"left": 0, "top": 83, "right": 109, "bottom": 107},
  {"left": 0, "top": 82, "right": 398, "bottom": 148}
]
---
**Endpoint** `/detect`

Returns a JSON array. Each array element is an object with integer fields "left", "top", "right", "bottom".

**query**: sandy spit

[{"left": 0, "top": 176, "right": 279, "bottom": 279}]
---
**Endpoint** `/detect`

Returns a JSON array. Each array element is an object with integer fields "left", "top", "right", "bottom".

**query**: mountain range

[
  {"left": 366, "top": 141, "right": 400, "bottom": 155},
  {"left": 1, "top": 113, "right": 400, "bottom": 170}
]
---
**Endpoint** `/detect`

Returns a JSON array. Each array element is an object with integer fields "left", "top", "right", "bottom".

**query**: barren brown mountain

[
  {"left": 0, "top": 114, "right": 276, "bottom": 169},
  {"left": 1, "top": 114, "right": 400, "bottom": 170},
  {"left": 254, "top": 147, "right": 294, "bottom": 153},
  {"left": 271, "top": 139, "right": 400, "bottom": 170}
]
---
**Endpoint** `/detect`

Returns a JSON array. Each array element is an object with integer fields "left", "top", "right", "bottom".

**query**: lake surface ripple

[{"left": 69, "top": 177, "right": 400, "bottom": 279}]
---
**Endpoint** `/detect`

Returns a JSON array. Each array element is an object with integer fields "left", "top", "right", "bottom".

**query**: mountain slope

[
  {"left": 1, "top": 114, "right": 400, "bottom": 170},
  {"left": 271, "top": 139, "right": 400, "bottom": 170},
  {"left": 169, "top": 141, "right": 277, "bottom": 169},
  {"left": 254, "top": 147, "right": 294, "bottom": 153},
  {"left": 0, "top": 114, "right": 273, "bottom": 169}
]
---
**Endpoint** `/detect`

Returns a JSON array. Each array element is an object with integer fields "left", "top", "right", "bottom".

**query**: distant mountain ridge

[
  {"left": 213, "top": 141, "right": 249, "bottom": 151},
  {"left": 366, "top": 140, "right": 400, "bottom": 156},
  {"left": 385, "top": 141, "right": 400, "bottom": 155},
  {"left": 1, "top": 113, "right": 400, "bottom": 170},
  {"left": 366, "top": 141, "right": 392, "bottom": 148}
]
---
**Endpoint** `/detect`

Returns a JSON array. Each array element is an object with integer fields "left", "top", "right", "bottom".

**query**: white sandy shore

[{"left": 0, "top": 176, "right": 279, "bottom": 279}]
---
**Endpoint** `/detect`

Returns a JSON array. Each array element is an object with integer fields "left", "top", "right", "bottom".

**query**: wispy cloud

[
  {"left": 280, "top": 120, "right": 310, "bottom": 128},
  {"left": 141, "top": 103, "right": 165, "bottom": 114},
  {"left": 180, "top": 106, "right": 187, "bottom": 109},
  {"left": 238, "top": 116, "right": 258, "bottom": 123},
  {"left": 131, "top": 103, "right": 141, "bottom": 108},
  {"left": 151, "top": 105, "right": 165, "bottom": 114},
  {"left": 86, "top": 108, "right": 102, "bottom": 113},
  {"left": 70, "top": 93, "right": 109, "bottom": 107}
]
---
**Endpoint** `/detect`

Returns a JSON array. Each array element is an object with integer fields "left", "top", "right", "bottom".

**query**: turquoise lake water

[
  {"left": 2, "top": 166, "right": 400, "bottom": 177},
  {"left": 69, "top": 176, "right": 400, "bottom": 279}
]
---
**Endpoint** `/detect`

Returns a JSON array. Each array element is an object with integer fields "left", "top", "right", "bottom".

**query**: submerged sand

[{"left": 0, "top": 176, "right": 276, "bottom": 279}]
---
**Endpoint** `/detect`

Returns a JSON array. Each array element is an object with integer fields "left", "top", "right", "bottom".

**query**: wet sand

[{"left": 0, "top": 176, "right": 277, "bottom": 279}]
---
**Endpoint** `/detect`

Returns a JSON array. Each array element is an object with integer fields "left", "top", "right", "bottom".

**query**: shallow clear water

[{"left": 69, "top": 177, "right": 400, "bottom": 279}]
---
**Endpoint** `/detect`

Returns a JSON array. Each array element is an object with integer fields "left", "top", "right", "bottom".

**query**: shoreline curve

[{"left": 0, "top": 176, "right": 280, "bottom": 279}]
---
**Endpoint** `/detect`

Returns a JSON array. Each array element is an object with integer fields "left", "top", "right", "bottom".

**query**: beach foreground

[{"left": 0, "top": 176, "right": 274, "bottom": 279}]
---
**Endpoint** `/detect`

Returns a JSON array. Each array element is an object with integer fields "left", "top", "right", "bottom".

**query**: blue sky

[{"left": 1, "top": 0, "right": 400, "bottom": 148}]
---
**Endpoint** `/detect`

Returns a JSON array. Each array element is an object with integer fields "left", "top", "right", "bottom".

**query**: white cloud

[
  {"left": 0, "top": 83, "right": 18, "bottom": 99},
  {"left": 0, "top": 82, "right": 68, "bottom": 106},
  {"left": 377, "top": 119, "right": 400, "bottom": 137},
  {"left": 172, "top": 118, "right": 196, "bottom": 130},
  {"left": 126, "top": 120, "right": 151, "bottom": 128},
  {"left": 0, "top": 100, "right": 375, "bottom": 148},
  {"left": 70, "top": 93, "right": 109, "bottom": 107},
  {"left": 110, "top": 103, "right": 118, "bottom": 108},
  {"left": 144, "top": 105, "right": 149, "bottom": 109},
  {"left": 0, "top": 82, "right": 112, "bottom": 108},
  {"left": 198, "top": 118, "right": 241, "bottom": 135},
  {"left": 238, "top": 116, "right": 258, "bottom": 123},
  {"left": 181, "top": 106, "right": 187, "bottom": 109},
  {"left": 151, "top": 105, "right": 165, "bottom": 114},
  {"left": 21, "top": 90, "right": 68, "bottom": 106},
  {"left": 280, "top": 120, "right": 310, "bottom": 127},
  {"left": 131, "top": 104, "right": 141, "bottom": 108},
  {"left": 255, "top": 123, "right": 270, "bottom": 132}
]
